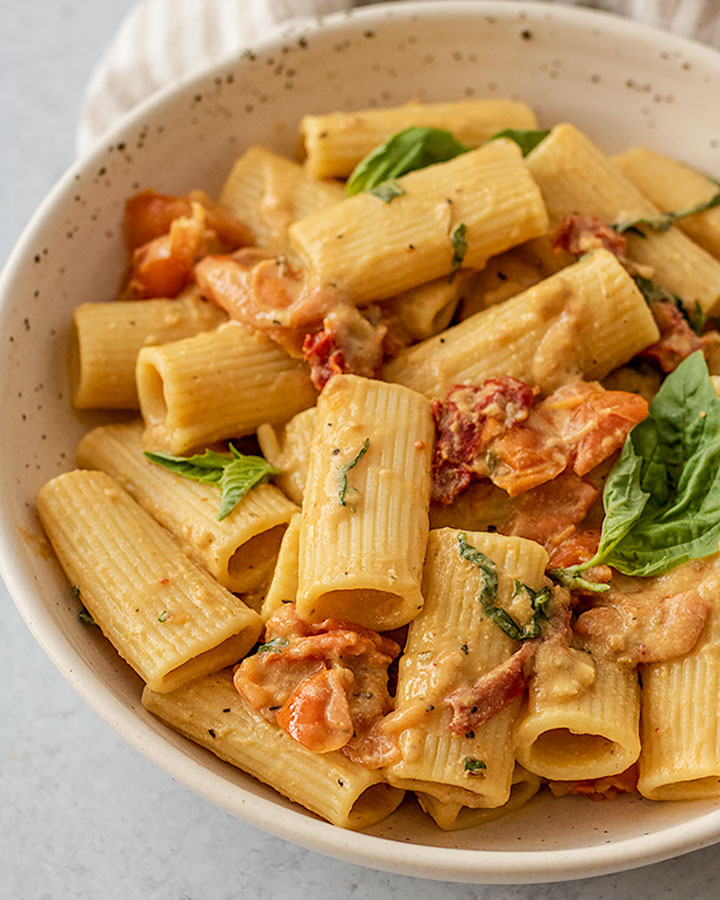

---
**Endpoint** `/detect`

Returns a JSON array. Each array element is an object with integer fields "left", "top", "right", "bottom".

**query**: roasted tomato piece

[
  {"left": 431, "top": 377, "right": 537, "bottom": 505},
  {"left": 234, "top": 605, "right": 400, "bottom": 760},
  {"left": 552, "top": 213, "right": 628, "bottom": 259}
]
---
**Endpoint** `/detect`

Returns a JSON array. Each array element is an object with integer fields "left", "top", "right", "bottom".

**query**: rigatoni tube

[
  {"left": 384, "top": 249, "right": 659, "bottom": 399},
  {"left": 289, "top": 139, "right": 548, "bottom": 305},
  {"left": 296, "top": 374, "right": 434, "bottom": 630},
  {"left": 385, "top": 529, "right": 549, "bottom": 808},
  {"left": 219, "top": 146, "right": 345, "bottom": 256},
  {"left": 37, "top": 470, "right": 262, "bottom": 693},
  {"left": 142, "top": 670, "right": 405, "bottom": 829},
  {"left": 136, "top": 321, "right": 317, "bottom": 453},
  {"left": 638, "top": 555, "right": 720, "bottom": 800}
]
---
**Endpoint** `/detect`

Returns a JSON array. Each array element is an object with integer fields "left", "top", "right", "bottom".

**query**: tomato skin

[{"left": 276, "top": 667, "right": 355, "bottom": 753}]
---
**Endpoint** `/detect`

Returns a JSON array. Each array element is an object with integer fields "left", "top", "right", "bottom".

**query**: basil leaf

[
  {"left": 458, "top": 532, "right": 498, "bottom": 606},
  {"left": 612, "top": 189, "right": 720, "bottom": 235},
  {"left": 218, "top": 453, "right": 280, "bottom": 521},
  {"left": 556, "top": 352, "right": 720, "bottom": 579},
  {"left": 449, "top": 223, "right": 467, "bottom": 283},
  {"left": 143, "top": 448, "right": 231, "bottom": 483},
  {"left": 489, "top": 128, "right": 549, "bottom": 156},
  {"left": 346, "top": 127, "right": 470, "bottom": 196},
  {"left": 368, "top": 179, "right": 405, "bottom": 203},
  {"left": 145, "top": 445, "right": 279, "bottom": 520},
  {"left": 464, "top": 757, "right": 487, "bottom": 775}
]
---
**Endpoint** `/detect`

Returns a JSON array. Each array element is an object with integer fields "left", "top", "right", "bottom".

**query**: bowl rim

[{"left": 4, "top": 0, "right": 720, "bottom": 884}]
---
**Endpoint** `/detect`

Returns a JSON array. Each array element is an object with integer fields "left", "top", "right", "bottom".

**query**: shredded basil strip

[
  {"left": 346, "top": 126, "right": 470, "bottom": 196},
  {"left": 256, "top": 637, "right": 289, "bottom": 654},
  {"left": 632, "top": 274, "right": 706, "bottom": 335},
  {"left": 368, "top": 179, "right": 405, "bottom": 203},
  {"left": 489, "top": 128, "right": 550, "bottom": 156},
  {"left": 612, "top": 188, "right": 720, "bottom": 235},
  {"left": 338, "top": 438, "right": 370, "bottom": 507},
  {"left": 464, "top": 756, "right": 487, "bottom": 775},
  {"left": 457, "top": 533, "right": 549, "bottom": 640},
  {"left": 552, "top": 351, "right": 720, "bottom": 580},
  {"left": 145, "top": 445, "right": 280, "bottom": 521},
  {"left": 449, "top": 222, "right": 467, "bottom": 283}
]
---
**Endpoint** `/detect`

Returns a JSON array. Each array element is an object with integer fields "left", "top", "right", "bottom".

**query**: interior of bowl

[{"left": 3, "top": 0, "right": 720, "bottom": 884}]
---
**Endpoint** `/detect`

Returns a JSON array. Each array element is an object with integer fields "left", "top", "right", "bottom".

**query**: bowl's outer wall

[{"left": 3, "top": 1, "right": 720, "bottom": 883}]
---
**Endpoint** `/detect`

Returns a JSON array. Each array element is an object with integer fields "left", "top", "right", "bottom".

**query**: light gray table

[{"left": 3, "top": 2, "right": 720, "bottom": 898}]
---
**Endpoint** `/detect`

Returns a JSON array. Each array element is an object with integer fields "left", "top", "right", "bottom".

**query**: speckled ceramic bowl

[{"left": 3, "top": 1, "right": 720, "bottom": 884}]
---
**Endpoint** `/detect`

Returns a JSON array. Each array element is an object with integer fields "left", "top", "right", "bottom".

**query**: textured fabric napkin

[{"left": 77, "top": 0, "right": 720, "bottom": 155}]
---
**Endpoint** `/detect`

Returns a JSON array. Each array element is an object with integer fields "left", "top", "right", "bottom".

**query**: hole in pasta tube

[
  {"left": 524, "top": 728, "right": 628, "bottom": 781},
  {"left": 644, "top": 775, "right": 720, "bottom": 801},
  {"left": 306, "top": 588, "right": 406, "bottom": 631},
  {"left": 345, "top": 781, "right": 406, "bottom": 830},
  {"left": 225, "top": 524, "right": 286, "bottom": 594},
  {"left": 136, "top": 358, "right": 169, "bottom": 424}
]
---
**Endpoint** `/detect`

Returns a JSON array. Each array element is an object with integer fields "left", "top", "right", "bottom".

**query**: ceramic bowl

[{"left": 3, "top": 0, "right": 720, "bottom": 884}]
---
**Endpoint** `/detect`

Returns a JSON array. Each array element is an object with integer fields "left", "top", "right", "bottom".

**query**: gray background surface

[{"left": 2, "top": 2, "right": 720, "bottom": 898}]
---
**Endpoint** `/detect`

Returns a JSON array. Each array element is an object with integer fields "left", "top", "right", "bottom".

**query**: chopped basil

[
  {"left": 457, "top": 533, "right": 498, "bottom": 606},
  {"left": 457, "top": 533, "right": 549, "bottom": 640},
  {"left": 256, "top": 637, "right": 289, "bottom": 654},
  {"left": 145, "top": 444, "right": 279, "bottom": 521},
  {"left": 338, "top": 438, "right": 370, "bottom": 507},
  {"left": 77, "top": 605, "right": 96, "bottom": 625},
  {"left": 368, "top": 179, "right": 405, "bottom": 203},
  {"left": 158, "top": 610, "right": 168, "bottom": 622},
  {"left": 612, "top": 188, "right": 720, "bottom": 235},
  {"left": 449, "top": 223, "right": 467, "bottom": 283},
  {"left": 552, "top": 351, "right": 720, "bottom": 580},
  {"left": 464, "top": 756, "right": 487, "bottom": 775},
  {"left": 489, "top": 128, "right": 549, "bottom": 156},
  {"left": 346, "top": 126, "right": 470, "bottom": 196}
]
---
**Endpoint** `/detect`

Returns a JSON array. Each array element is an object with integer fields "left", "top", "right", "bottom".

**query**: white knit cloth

[{"left": 77, "top": 0, "right": 720, "bottom": 156}]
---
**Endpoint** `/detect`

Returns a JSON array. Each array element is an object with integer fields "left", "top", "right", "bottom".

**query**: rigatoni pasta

[
  {"left": 136, "top": 321, "right": 317, "bottom": 453},
  {"left": 289, "top": 139, "right": 548, "bottom": 305},
  {"left": 386, "top": 529, "right": 549, "bottom": 807},
  {"left": 38, "top": 94, "right": 720, "bottom": 836},
  {"left": 296, "top": 374, "right": 434, "bottom": 630},
  {"left": 611, "top": 146, "right": 720, "bottom": 261},
  {"left": 38, "top": 470, "right": 262, "bottom": 693},
  {"left": 142, "top": 670, "right": 405, "bottom": 829},
  {"left": 526, "top": 123, "right": 720, "bottom": 313},
  {"left": 384, "top": 249, "right": 659, "bottom": 398}
]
